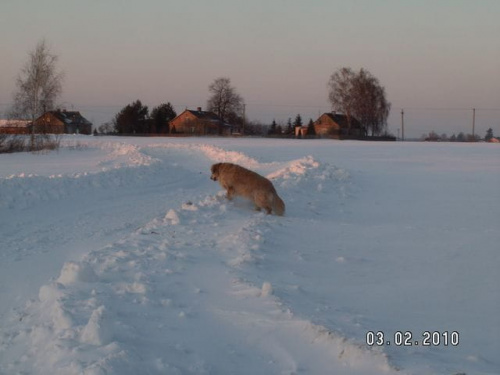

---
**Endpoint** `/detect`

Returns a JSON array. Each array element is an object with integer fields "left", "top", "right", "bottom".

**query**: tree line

[
  {"left": 105, "top": 101, "right": 177, "bottom": 135},
  {"left": 6, "top": 39, "right": 401, "bottom": 138},
  {"left": 266, "top": 114, "right": 316, "bottom": 137},
  {"left": 421, "top": 128, "right": 496, "bottom": 142}
]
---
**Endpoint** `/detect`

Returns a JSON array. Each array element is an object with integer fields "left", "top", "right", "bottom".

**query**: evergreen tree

[
  {"left": 151, "top": 102, "right": 177, "bottom": 134},
  {"left": 293, "top": 114, "right": 303, "bottom": 128},
  {"left": 286, "top": 118, "right": 293, "bottom": 135},
  {"left": 307, "top": 118, "right": 316, "bottom": 136},
  {"left": 276, "top": 124, "right": 283, "bottom": 135},
  {"left": 485, "top": 128, "right": 494, "bottom": 141},
  {"left": 268, "top": 119, "right": 277, "bottom": 135},
  {"left": 114, "top": 100, "right": 149, "bottom": 134}
]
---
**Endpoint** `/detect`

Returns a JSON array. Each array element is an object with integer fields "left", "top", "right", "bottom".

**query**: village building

[
  {"left": 312, "top": 112, "right": 365, "bottom": 138},
  {"left": 169, "top": 107, "right": 233, "bottom": 135},
  {"left": 0, "top": 120, "right": 31, "bottom": 134},
  {"left": 33, "top": 110, "right": 92, "bottom": 134},
  {"left": 294, "top": 126, "right": 309, "bottom": 138}
]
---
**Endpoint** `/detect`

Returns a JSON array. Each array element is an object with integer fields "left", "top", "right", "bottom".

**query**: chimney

[{"left": 197, "top": 107, "right": 202, "bottom": 112}]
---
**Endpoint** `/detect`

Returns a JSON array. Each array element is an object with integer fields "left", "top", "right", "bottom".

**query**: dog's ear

[{"left": 211, "top": 163, "right": 220, "bottom": 173}]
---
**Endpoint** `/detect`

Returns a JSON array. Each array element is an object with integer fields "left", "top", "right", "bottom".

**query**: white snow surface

[{"left": 0, "top": 136, "right": 499, "bottom": 375}]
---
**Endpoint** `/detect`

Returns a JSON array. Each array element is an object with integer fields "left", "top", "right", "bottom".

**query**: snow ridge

[
  {"left": 0, "top": 141, "right": 157, "bottom": 210},
  {"left": 148, "top": 142, "right": 262, "bottom": 167}
]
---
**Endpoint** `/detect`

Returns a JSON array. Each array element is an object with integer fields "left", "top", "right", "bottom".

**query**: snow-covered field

[{"left": 0, "top": 136, "right": 498, "bottom": 375}]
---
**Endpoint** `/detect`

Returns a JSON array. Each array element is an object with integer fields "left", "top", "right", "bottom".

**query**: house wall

[
  {"left": 313, "top": 114, "right": 365, "bottom": 138},
  {"left": 294, "top": 126, "right": 309, "bottom": 137},
  {"left": 33, "top": 113, "right": 65, "bottom": 134},
  {"left": 33, "top": 112, "right": 92, "bottom": 134},
  {"left": 0, "top": 120, "right": 30, "bottom": 134},
  {"left": 0, "top": 126, "right": 30, "bottom": 134},
  {"left": 170, "top": 112, "right": 197, "bottom": 133},
  {"left": 170, "top": 111, "right": 222, "bottom": 135},
  {"left": 314, "top": 114, "right": 340, "bottom": 137},
  {"left": 71, "top": 123, "right": 92, "bottom": 135}
]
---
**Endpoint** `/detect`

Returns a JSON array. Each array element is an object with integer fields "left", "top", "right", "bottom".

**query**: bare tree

[
  {"left": 328, "top": 67, "right": 390, "bottom": 136},
  {"left": 327, "top": 67, "right": 357, "bottom": 134},
  {"left": 207, "top": 77, "right": 244, "bottom": 123},
  {"left": 352, "top": 69, "right": 390, "bottom": 136},
  {"left": 97, "top": 122, "right": 115, "bottom": 135},
  {"left": 10, "top": 39, "right": 64, "bottom": 148}
]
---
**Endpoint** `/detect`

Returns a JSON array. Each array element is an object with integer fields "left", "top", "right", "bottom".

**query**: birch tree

[
  {"left": 11, "top": 40, "right": 64, "bottom": 147},
  {"left": 11, "top": 40, "right": 64, "bottom": 121},
  {"left": 328, "top": 67, "right": 390, "bottom": 136}
]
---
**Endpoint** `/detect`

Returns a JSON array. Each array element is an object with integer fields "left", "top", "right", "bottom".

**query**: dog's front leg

[{"left": 226, "top": 186, "right": 235, "bottom": 200}]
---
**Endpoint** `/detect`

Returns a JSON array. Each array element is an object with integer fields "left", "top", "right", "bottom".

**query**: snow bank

[{"left": 0, "top": 141, "right": 156, "bottom": 210}]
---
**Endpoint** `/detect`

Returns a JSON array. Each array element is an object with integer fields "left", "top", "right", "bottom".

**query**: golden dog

[{"left": 210, "top": 163, "right": 285, "bottom": 216}]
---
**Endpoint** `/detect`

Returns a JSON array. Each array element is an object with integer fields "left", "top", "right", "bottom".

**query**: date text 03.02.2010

[{"left": 366, "top": 331, "right": 459, "bottom": 347}]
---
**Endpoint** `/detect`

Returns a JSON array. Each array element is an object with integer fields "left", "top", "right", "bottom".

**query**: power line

[
  {"left": 2, "top": 101, "right": 499, "bottom": 112},
  {"left": 245, "top": 102, "right": 329, "bottom": 109},
  {"left": 393, "top": 107, "right": 500, "bottom": 112}
]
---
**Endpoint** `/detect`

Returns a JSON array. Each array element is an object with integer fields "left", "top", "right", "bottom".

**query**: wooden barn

[
  {"left": 0, "top": 120, "right": 31, "bottom": 134},
  {"left": 33, "top": 110, "right": 92, "bottom": 134},
  {"left": 313, "top": 113, "right": 365, "bottom": 138},
  {"left": 169, "top": 107, "right": 232, "bottom": 135}
]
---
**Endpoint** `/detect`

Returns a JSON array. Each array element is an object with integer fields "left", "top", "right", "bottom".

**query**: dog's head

[{"left": 210, "top": 163, "right": 221, "bottom": 181}]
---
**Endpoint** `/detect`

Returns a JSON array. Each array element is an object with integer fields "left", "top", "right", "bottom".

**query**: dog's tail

[{"left": 272, "top": 193, "right": 286, "bottom": 216}]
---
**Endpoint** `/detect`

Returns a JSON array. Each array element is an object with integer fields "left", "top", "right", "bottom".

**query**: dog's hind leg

[{"left": 254, "top": 191, "right": 272, "bottom": 214}]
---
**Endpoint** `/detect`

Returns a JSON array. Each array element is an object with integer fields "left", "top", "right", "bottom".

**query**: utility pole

[
  {"left": 472, "top": 108, "right": 476, "bottom": 139},
  {"left": 401, "top": 109, "right": 405, "bottom": 141}
]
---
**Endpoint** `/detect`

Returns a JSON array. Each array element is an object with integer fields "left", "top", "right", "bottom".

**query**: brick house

[
  {"left": 33, "top": 110, "right": 92, "bottom": 134},
  {"left": 313, "top": 113, "right": 365, "bottom": 138},
  {"left": 169, "top": 107, "right": 232, "bottom": 135}
]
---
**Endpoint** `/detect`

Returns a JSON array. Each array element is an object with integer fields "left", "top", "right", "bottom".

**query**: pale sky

[{"left": 1, "top": 0, "right": 499, "bottom": 138}]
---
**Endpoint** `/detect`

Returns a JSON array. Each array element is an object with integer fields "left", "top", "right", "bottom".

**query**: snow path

[
  {"left": 0, "top": 141, "right": 395, "bottom": 374},
  {"left": 0, "top": 142, "right": 203, "bottom": 322}
]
